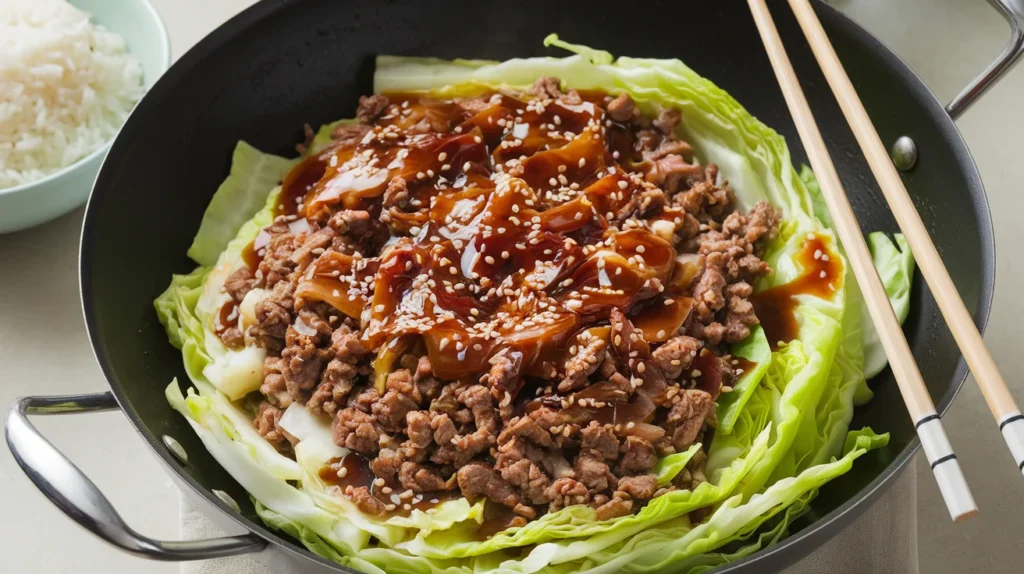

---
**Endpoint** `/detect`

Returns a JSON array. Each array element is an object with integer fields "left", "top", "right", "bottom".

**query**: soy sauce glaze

[
  {"left": 319, "top": 453, "right": 454, "bottom": 517},
  {"left": 277, "top": 153, "right": 328, "bottom": 217},
  {"left": 271, "top": 90, "right": 681, "bottom": 387},
  {"left": 751, "top": 234, "right": 841, "bottom": 349}
]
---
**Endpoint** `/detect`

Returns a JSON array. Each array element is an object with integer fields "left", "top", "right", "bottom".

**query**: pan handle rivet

[
  {"left": 162, "top": 435, "right": 188, "bottom": 464},
  {"left": 213, "top": 489, "right": 242, "bottom": 513},
  {"left": 891, "top": 136, "right": 918, "bottom": 171}
]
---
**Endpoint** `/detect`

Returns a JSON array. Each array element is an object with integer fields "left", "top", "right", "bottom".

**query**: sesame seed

[
  {"left": 578, "top": 157, "right": 586, "bottom": 168},
  {"left": 819, "top": 270, "right": 827, "bottom": 278}
]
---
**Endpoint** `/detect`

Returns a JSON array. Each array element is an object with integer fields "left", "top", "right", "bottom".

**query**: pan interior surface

[{"left": 80, "top": 1, "right": 993, "bottom": 571}]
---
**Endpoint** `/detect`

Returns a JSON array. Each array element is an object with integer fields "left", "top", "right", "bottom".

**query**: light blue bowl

[{"left": 0, "top": 0, "right": 171, "bottom": 234}]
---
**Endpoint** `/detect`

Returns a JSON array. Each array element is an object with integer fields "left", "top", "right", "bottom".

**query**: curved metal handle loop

[
  {"left": 946, "top": 0, "right": 1024, "bottom": 119},
  {"left": 5, "top": 392, "right": 266, "bottom": 561}
]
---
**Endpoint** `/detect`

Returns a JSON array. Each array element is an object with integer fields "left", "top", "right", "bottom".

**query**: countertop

[{"left": 1, "top": 0, "right": 1021, "bottom": 572}]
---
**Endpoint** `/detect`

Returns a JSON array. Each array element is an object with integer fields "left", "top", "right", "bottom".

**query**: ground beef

[
  {"left": 234, "top": 81, "right": 781, "bottom": 526},
  {"left": 294, "top": 123, "right": 316, "bottom": 154},
  {"left": 581, "top": 422, "right": 620, "bottom": 460},
  {"left": 575, "top": 453, "right": 615, "bottom": 491},
  {"left": 332, "top": 407, "right": 384, "bottom": 454},
  {"left": 373, "top": 387, "right": 419, "bottom": 432},
  {"left": 559, "top": 336, "right": 606, "bottom": 392},
  {"left": 724, "top": 282, "right": 758, "bottom": 343},
  {"left": 253, "top": 401, "right": 292, "bottom": 452},
  {"left": 330, "top": 123, "right": 372, "bottom": 148},
  {"left": 643, "top": 139, "right": 694, "bottom": 162},
  {"left": 223, "top": 267, "right": 255, "bottom": 302},
  {"left": 652, "top": 336, "right": 702, "bottom": 380},
  {"left": 617, "top": 437, "right": 658, "bottom": 474},
  {"left": 254, "top": 280, "right": 295, "bottom": 352},
  {"left": 665, "top": 389, "right": 715, "bottom": 451},
  {"left": 616, "top": 474, "right": 658, "bottom": 500},
  {"left": 606, "top": 93, "right": 635, "bottom": 122},
  {"left": 289, "top": 227, "right": 335, "bottom": 269},
  {"left": 328, "top": 209, "right": 371, "bottom": 236},
  {"left": 382, "top": 176, "right": 409, "bottom": 210},
  {"left": 399, "top": 461, "right": 449, "bottom": 492},
  {"left": 356, "top": 95, "right": 390, "bottom": 124},
  {"left": 218, "top": 326, "right": 245, "bottom": 349},
  {"left": 456, "top": 96, "right": 492, "bottom": 115},
  {"left": 457, "top": 462, "right": 521, "bottom": 508},
  {"left": 654, "top": 108, "right": 682, "bottom": 135},
  {"left": 256, "top": 227, "right": 299, "bottom": 289},
  {"left": 530, "top": 76, "right": 563, "bottom": 100},
  {"left": 647, "top": 154, "right": 702, "bottom": 193},
  {"left": 483, "top": 350, "right": 521, "bottom": 399},
  {"left": 595, "top": 492, "right": 633, "bottom": 520},
  {"left": 349, "top": 486, "right": 387, "bottom": 515}
]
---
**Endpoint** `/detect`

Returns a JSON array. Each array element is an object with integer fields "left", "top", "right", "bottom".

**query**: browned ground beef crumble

[{"left": 217, "top": 78, "right": 779, "bottom": 526}]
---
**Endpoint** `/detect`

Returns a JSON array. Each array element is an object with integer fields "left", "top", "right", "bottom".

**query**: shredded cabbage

[{"left": 154, "top": 39, "right": 917, "bottom": 573}]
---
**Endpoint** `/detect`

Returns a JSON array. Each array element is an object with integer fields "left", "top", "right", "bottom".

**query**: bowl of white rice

[{"left": 0, "top": 0, "right": 170, "bottom": 233}]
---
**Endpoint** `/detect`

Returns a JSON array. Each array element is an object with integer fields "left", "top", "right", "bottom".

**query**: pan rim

[{"left": 78, "top": 1, "right": 995, "bottom": 572}]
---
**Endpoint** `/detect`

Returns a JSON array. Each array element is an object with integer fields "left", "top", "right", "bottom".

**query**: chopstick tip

[{"left": 954, "top": 508, "right": 979, "bottom": 523}]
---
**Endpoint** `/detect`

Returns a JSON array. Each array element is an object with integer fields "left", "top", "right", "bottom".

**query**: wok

[{"left": 8, "top": 0, "right": 1020, "bottom": 571}]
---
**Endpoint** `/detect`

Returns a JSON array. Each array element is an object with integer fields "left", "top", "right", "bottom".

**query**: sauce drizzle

[{"left": 751, "top": 234, "right": 841, "bottom": 348}]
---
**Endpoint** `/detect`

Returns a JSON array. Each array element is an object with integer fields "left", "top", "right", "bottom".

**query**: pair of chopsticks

[{"left": 748, "top": 0, "right": 1024, "bottom": 522}]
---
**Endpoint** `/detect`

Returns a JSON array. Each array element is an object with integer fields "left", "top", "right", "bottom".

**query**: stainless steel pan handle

[
  {"left": 5, "top": 392, "right": 266, "bottom": 561},
  {"left": 945, "top": 0, "right": 1024, "bottom": 119}
]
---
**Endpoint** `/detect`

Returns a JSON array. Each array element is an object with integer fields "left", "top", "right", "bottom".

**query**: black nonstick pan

[{"left": 7, "top": 0, "right": 1020, "bottom": 572}]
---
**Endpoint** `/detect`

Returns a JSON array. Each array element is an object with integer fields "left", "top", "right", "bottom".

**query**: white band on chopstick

[
  {"left": 998, "top": 411, "right": 1024, "bottom": 474},
  {"left": 916, "top": 414, "right": 978, "bottom": 521}
]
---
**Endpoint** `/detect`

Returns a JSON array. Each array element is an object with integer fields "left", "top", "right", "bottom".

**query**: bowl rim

[{"left": 0, "top": 0, "right": 172, "bottom": 198}]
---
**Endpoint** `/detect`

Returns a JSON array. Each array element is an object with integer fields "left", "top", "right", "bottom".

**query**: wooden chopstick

[
  {"left": 786, "top": 0, "right": 1024, "bottom": 479},
  {"left": 746, "top": 0, "right": 977, "bottom": 522}
]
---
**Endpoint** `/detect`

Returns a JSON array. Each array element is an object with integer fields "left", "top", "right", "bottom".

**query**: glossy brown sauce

[
  {"left": 751, "top": 235, "right": 841, "bottom": 348},
  {"left": 730, "top": 356, "right": 758, "bottom": 379},
  {"left": 241, "top": 229, "right": 272, "bottom": 269},
  {"left": 475, "top": 502, "right": 525, "bottom": 540},
  {"left": 271, "top": 90, "right": 690, "bottom": 389},
  {"left": 278, "top": 154, "right": 328, "bottom": 216},
  {"left": 318, "top": 453, "right": 454, "bottom": 517},
  {"left": 213, "top": 300, "right": 240, "bottom": 342}
]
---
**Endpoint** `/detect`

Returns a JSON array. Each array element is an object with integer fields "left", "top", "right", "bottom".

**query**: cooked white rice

[{"left": 0, "top": 0, "right": 143, "bottom": 189}]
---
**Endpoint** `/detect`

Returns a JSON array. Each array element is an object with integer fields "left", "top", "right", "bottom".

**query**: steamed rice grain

[{"left": 0, "top": 0, "right": 143, "bottom": 189}]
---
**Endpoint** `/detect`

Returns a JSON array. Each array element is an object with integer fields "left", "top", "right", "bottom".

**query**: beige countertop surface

[{"left": 1, "top": 0, "right": 1021, "bottom": 572}]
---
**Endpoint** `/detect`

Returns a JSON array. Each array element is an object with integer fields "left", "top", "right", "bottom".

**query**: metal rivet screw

[
  {"left": 162, "top": 435, "right": 188, "bottom": 464},
  {"left": 891, "top": 136, "right": 918, "bottom": 171},
  {"left": 213, "top": 489, "right": 241, "bottom": 513}
]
